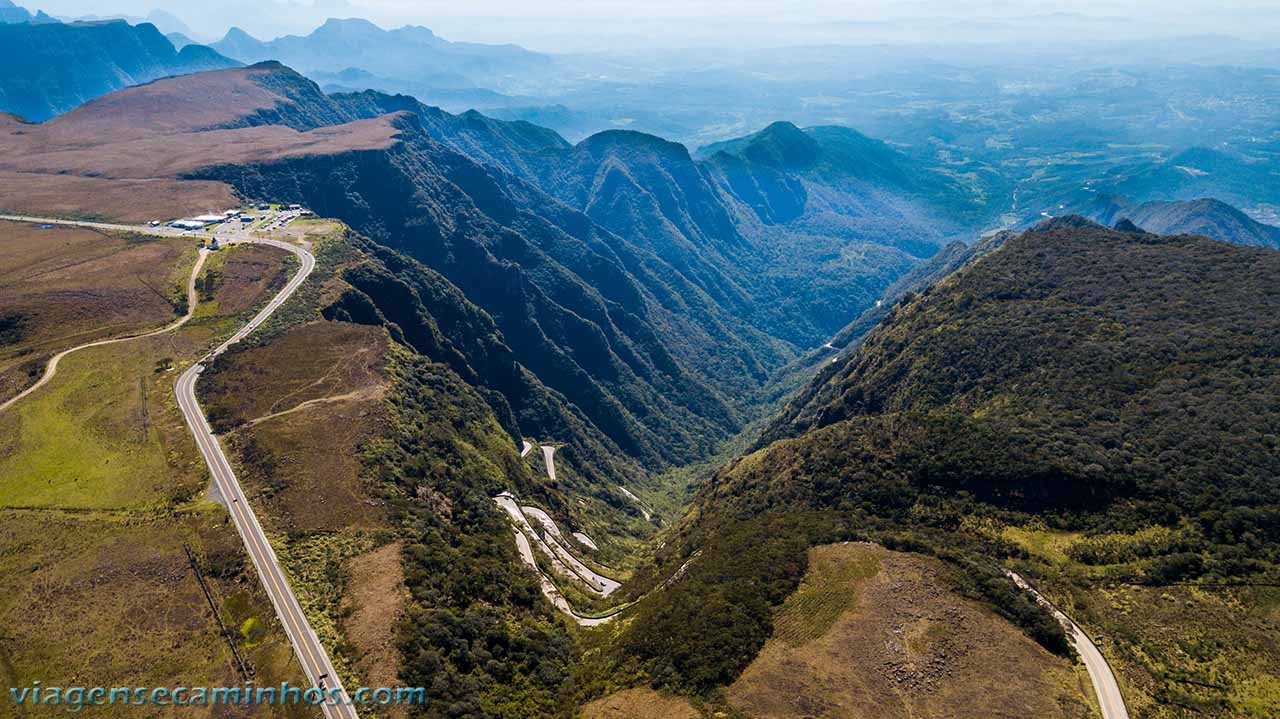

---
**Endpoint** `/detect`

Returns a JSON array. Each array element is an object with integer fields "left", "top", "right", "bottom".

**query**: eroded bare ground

[
  {"left": 728, "top": 543, "right": 1099, "bottom": 719},
  {"left": 581, "top": 688, "right": 702, "bottom": 719},
  {"left": 341, "top": 541, "right": 408, "bottom": 719}
]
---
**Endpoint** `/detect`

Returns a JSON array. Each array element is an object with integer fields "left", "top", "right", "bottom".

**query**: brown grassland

[
  {"left": 200, "top": 320, "right": 390, "bottom": 533},
  {"left": 581, "top": 688, "right": 701, "bottom": 719},
  {"left": 340, "top": 541, "right": 408, "bottom": 719},
  {"left": 726, "top": 543, "right": 1099, "bottom": 719},
  {"left": 0, "top": 220, "right": 195, "bottom": 403},
  {"left": 0, "top": 172, "right": 238, "bottom": 223},
  {"left": 0, "top": 65, "right": 399, "bottom": 223},
  {"left": 0, "top": 241, "right": 308, "bottom": 716}
]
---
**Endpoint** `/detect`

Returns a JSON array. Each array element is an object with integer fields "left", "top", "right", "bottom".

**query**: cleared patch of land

[
  {"left": 727, "top": 542, "right": 1099, "bottom": 719},
  {"left": 581, "top": 688, "right": 701, "bottom": 719},
  {"left": 0, "top": 220, "right": 195, "bottom": 403},
  {"left": 340, "top": 541, "right": 407, "bottom": 718}
]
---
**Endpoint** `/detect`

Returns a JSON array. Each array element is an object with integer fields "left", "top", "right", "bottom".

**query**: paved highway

[
  {"left": 541, "top": 444, "right": 557, "bottom": 479},
  {"left": 2, "top": 213, "right": 357, "bottom": 716},
  {"left": 521, "top": 505, "right": 621, "bottom": 596},
  {"left": 1007, "top": 570, "right": 1129, "bottom": 719},
  {"left": 176, "top": 238, "right": 360, "bottom": 718}
]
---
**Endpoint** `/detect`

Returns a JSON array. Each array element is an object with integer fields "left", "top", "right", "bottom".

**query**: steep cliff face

[
  {"left": 0, "top": 20, "right": 238, "bottom": 121},
  {"left": 192, "top": 117, "right": 786, "bottom": 482}
]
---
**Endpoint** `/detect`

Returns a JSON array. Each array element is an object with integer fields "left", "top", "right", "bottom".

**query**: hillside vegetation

[{"left": 587, "top": 219, "right": 1279, "bottom": 715}]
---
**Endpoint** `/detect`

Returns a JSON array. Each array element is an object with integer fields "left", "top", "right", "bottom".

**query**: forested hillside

[
  {"left": 634, "top": 218, "right": 1279, "bottom": 715},
  {"left": 181, "top": 63, "right": 990, "bottom": 492}
]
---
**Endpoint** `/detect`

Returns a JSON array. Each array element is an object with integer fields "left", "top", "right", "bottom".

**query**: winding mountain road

[
  {"left": 494, "top": 492, "right": 629, "bottom": 627},
  {"left": 5, "top": 215, "right": 357, "bottom": 717},
  {"left": 541, "top": 444, "right": 557, "bottom": 479}
]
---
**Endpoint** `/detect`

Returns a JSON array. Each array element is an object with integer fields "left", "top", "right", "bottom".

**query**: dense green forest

[{"left": 605, "top": 219, "right": 1279, "bottom": 713}]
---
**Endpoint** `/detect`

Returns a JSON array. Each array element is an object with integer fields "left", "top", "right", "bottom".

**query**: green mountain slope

[
  {"left": 741, "top": 217, "right": 1280, "bottom": 516},
  {"left": 666, "top": 218, "right": 1280, "bottom": 715},
  {"left": 185, "top": 66, "right": 791, "bottom": 488}
]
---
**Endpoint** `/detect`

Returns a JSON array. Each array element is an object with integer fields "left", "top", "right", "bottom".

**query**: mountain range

[
  {"left": 0, "top": 0, "right": 53, "bottom": 25},
  {"left": 0, "top": 63, "right": 941, "bottom": 508},
  {"left": 0, "top": 19, "right": 236, "bottom": 121},
  {"left": 2, "top": 24, "right": 1279, "bottom": 716},
  {"left": 1081, "top": 195, "right": 1280, "bottom": 248},
  {"left": 210, "top": 18, "right": 552, "bottom": 95}
]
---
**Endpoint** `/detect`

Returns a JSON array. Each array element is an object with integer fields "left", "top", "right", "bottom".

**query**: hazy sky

[{"left": 30, "top": 0, "right": 1280, "bottom": 50}]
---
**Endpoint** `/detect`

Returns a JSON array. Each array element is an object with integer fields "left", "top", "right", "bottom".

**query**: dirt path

[
  {"left": 239, "top": 385, "right": 384, "bottom": 428},
  {"left": 0, "top": 248, "right": 208, "bottom": 414}
]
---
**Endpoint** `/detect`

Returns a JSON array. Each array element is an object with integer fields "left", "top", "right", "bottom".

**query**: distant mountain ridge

[
  {"left": 0, "top": 20, "right": 237, "bottom": 121},
  {"left": 0, "top": 0, "right": 54, "bottom": 24},
  {"left": 699, "top": 121, "right": 993, "bottom": 223},
  {"left": 1082, "top": 195, "right": 1280, "bottom": 248},
  {"left": 63, "top": 9, "right": 201, "bottom": 40},
  {"left": 210, "top": 18, "right": 551, "bottom": 93}
]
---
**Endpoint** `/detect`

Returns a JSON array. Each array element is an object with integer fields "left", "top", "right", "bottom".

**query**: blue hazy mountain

[
  {"left": 0, "top": 19, "right": 237, "bottom": 121},
  {"left": 1081, "top": 195, "right": 1280, "bottom": 248},
  {"left": 0, "top": 0, "right": 55, "bottom": 24},
  {"left": 211, "top": 18, "right": 552, "bottom": 94}
]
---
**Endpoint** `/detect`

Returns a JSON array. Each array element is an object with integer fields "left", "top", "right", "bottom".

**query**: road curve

[
  {"left": 7, "top": 214, "right": 357, "bottom": 714},
  {"left": 175, "top": 239, "right": 359, "bottom": 718},
  {"left": 1006, "top": 570, "right": 1129, "bottom": 719},
  {"left": 0, "top": 248, "right": 208, "bottom": 414},
  {"left": 541, "top": 444, "right": 557, "bottom": 480},
  {"left": 495, "top": 493, "right": 630, "bottom": 627}
]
